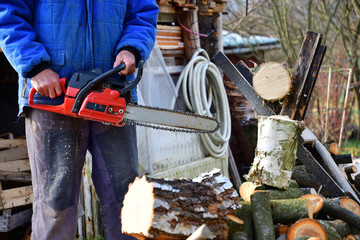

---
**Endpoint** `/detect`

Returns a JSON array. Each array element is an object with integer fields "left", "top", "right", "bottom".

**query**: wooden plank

[
  {"left": 280, "top": 31, "right": 322, "bottom": 119},
  {"left": 0, "top": 139, "right": 26, "bottom": 150},
  {"left": 0, "top": 145, "right": 28, "bottom": 162},
  {"left": 0, "top": 160, "right": 30, "bottom": 172},
  {"left": 0, "top": 185, "right": 33, "bottom": 210},
  {"left": 0, "top": 171, "right": 32, "bottom": 182},
  {"left": 157, "top": 30, "right": 182, "bottom": 38},
  {"left": 295, "top": 45, "right": 327, "bottom": 120},
  {"left": 157, "top": 25, "right": 182, "bottom": 31}
]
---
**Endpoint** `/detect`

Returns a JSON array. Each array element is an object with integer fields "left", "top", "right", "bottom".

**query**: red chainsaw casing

[{"left": 28, "top": 78, "right": 127, "bottom": 126}]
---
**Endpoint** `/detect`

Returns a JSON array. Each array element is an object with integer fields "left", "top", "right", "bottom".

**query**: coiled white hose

[{"left": 171, "top": 49, "right": 231, "bottom": 158}]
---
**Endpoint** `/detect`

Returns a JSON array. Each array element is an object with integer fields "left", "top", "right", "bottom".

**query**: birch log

[
  {"left": 245, "top": 115, "right": 304, "bottom": 189},
  {"left": 253, "top": 62, "right": 292, "bottom": 101},
  {"left": 121, "top": 170, "right": 240, "bottom": 239}
]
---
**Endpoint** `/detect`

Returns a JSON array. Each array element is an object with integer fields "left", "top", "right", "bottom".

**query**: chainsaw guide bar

[{"left": 122, "top": 103, "right": 220, "bottom": 134}]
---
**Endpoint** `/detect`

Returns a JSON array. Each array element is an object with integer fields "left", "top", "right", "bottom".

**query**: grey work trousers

[{"left": 25, "top": 108, "right": 138, "bottom": 240}]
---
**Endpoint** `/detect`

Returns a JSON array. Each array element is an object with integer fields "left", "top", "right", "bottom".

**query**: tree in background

[{"left": 223, "top": 0, "right": 360, "bottom": 146}]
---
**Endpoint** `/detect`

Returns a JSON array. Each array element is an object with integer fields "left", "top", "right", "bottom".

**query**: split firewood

[
  {"left": 237, "top": 196, "right": 323, "bottom": 225},
  {"left": 252, "top": 62, "right": 292, "bottom": 101},
  {"left": 291, "top": 167, "right": 331, "bottom": 197},
  {"left": 344, "top": 165, "right": 358, "bottom": 183},
  {"left": 287, "top": 218, "right": 327, "bottom": 240},
  {"left": 271, "top": 196, "right": 323, "bottom": 223},
  {"left": 293, "top": 237, "right": 321, "bottom": 240},
  {"left": 321, "top": 198, "right": 360, "bottom": 230},
  {"left": 332, "top": 154, "right": 353, "bottom": 165},
  {"left": 317, "top": 219, "right": 358, "bottom": 239},
  {"left": 344, "top": 165, "right": 358, "bottom": 175},
  {"left": 337, "top": 197, "right": 360, "bottom": 215},
  {"left": 246, "top": 115, "right": 305, "bottom": 189},
  {"left": 323, "top": 142, "right": 341, "bottom": 156},
  {"left": 121, "top": 170, "right": 240, "bottom": 239},
  {"left": 274, "top": 223, "right": 290, "bottom": 236},
  {"left": 226, "top": 214, "right": 244, "bottom": 238},
  {"left": 228, "top": 201, "right": 253, "bottom": 240},
  {"left": 239, "top": 182, "right": 263, "bottom": 201},
  {"left": 345, "top": 234, "right": 360, "bottom": 240},
  {"left": 230, "top": 231, "right": 248, "bottom": 240},
  {"left": 251, "top": 191, "right": 276, "bottom": 240},
  {"left": 299, "top": 194, "right": 325, "bottom": 219},
  {"left": 354, "top": 174, "right": 360, "bottom": 192}
]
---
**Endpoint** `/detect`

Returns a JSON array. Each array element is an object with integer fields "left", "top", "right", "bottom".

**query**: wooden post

[
  {"left": 339, "top": 68, "right": 353, "bottom": 148},
  {"left": 324, "top": 67, "right": 332, "bottom": 142},
  {"left": 181, "top": 11, "right": 201, "bottom": 61}
]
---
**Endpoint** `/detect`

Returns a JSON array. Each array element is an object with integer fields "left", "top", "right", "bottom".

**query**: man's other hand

[
  {"left": 31, "top": 68, "right": 62, "bottom": 99},
  {"left": 114, "top": 50, "right": 136, "bottom": 76}
]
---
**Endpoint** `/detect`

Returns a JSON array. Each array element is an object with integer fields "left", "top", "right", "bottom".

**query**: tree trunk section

[
  {"left": 251, "top": 191, "right": 276, "bottom": 240},
  {"left": 287, "top": 218, "right": 327, "bottom": 240},
  {"left": 253, "top": 62, "right": 292, "bottom": 101},
  {"left": 321, "top": 198, "right": 360, "bottom": 230},
  {"left": 246, "top": 115, "right": 304, "bottom": 189},
  {"left": 121, "top": 171, "right": 240, "bottom": 239}
]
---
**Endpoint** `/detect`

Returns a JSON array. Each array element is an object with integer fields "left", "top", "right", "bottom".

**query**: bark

[
  {"left": 246, "top": 115, "right": 305, "bottom": 189},
  {"left": 122, "top": 170, "right": 240, "bottom": 239},
  {"left": 251, "top": 191, "right": 276, "bottom": 240},
  {"left": 228, "top": 201, "right": 253, "bottom": 240},
  {"left": 291, "top": 168, "right": 332, "bottom": 197},
  {"left": 321, "top": 198, "right": 360, "bottom": 230},
  {"left": 287, "top": 218, "right": 327, "bottom": 240}
]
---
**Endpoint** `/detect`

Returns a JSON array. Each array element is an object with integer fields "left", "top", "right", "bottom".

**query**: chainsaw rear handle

[
  {"left": 28, "top": 77, "right": 67, "bottom": 111},
  {"left": 71, "top": 60, "right": 144, "bottom": 113}
]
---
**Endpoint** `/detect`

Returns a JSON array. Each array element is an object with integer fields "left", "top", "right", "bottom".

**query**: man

[{"left": 0, "top": 1, "right": 158, "bottom": 239}]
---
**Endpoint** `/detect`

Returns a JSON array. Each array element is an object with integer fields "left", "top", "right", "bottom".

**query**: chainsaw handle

[
  {"left": 28, "top": 77, "right": 67, "bottom": 109},
  {"left": 71, "top": 61, "right": 143, "bottom": 113},
  {"left": 118, "top": 60, "right": 144, "bottom": 94}
]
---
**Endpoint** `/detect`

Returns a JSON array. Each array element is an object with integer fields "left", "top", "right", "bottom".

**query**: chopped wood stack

[
  {"left": 0, "top": 133, "right": 32, "bottom": 233},
  {"left": 121, "top": 169, "right": 240, "bottom": 239},
  {"left": 232, "top": 180, "right": 360, "bottom": 240},
  {"left": 156, "top": 0, "right": 228, "bottom": 15}
]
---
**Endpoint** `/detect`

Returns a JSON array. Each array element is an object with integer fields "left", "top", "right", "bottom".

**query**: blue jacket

[{"left": 0, "top": 0, "right": 158, "bottom": 114}]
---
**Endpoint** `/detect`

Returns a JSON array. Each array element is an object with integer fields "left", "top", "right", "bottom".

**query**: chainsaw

[{"left": 28, "top": 61, "right": 219, "bottom": 133}]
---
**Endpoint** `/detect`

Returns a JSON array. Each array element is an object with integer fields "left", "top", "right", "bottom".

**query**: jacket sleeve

[
  {"left": 0, "top": 1, "right": 50, "bottom": 78},
  {"left": 116, "top": 0, "right": 158, "bottom": 62}
]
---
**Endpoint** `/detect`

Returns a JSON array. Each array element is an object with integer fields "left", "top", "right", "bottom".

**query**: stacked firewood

[
  {"left": 156, "top": 0, "right": 228, "bottom": 15},
  {"left": 0, "top": 133, "right": 32, "bottom": 233},
  {"left": 232, "top": 177, "right": 360, "bottom": 240}
]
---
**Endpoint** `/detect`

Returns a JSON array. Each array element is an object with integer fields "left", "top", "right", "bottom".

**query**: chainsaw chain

[{"left": 122, "top": 103, "right": 220, "bottom": 134}]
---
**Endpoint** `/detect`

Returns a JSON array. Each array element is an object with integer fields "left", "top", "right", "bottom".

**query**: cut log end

[
  {"left": 239, "top": 182, "right": 262, "bottom": 202},
  {"left": 339, "top": 197, "right": 360, "bottom": 216},
  {"left": 299, "top": 194, "right": 325, "bottom": 218},
  {"left": 121, "top": 176, "right": 155, "bottom": 237},
  {"left": 253, "top": 62, "right": 292, "bottom": 101},
  {"left": 287, "top": 218, "right": 327, "bottom": 240}
]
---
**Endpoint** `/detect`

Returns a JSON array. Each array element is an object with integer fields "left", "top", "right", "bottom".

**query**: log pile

[
  {"left": 0, "top": 133, "right": 33, "bottom": 233},
  {"left": 156, "top": 0, "right": 228, "bottom": 16},
  {"left": 121, "top": 169, "right": 240, "bottom": 239},
  {"left": 232, "top": 180, "right": 360, "bottom": 240}
]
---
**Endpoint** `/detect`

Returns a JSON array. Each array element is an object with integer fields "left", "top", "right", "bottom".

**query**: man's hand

[
  {"left": 113, "top": 50, "right": 136, "bottom": 75},
  {"left": 30, "top": 68, "right": 62, "bottom": 99}
]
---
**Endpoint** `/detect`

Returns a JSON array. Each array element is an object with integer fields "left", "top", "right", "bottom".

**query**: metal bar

[{"left": 212, "top": 52, "right": 275, "bottom": 116}]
